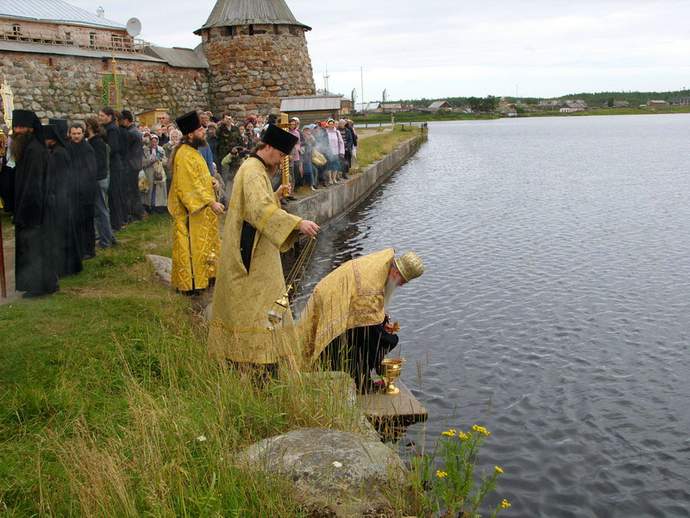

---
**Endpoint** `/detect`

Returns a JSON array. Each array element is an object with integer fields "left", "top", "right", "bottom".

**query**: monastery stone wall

[
  {"left": 202, "top": 25, "right": 315, "bottom": 117},
  {"left": 1, "top": 52, "right": 209, "bottom": 122}
]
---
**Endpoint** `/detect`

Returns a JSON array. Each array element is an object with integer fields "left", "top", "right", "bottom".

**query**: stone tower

[{"left": 196, "top": 0, "right": 316, "bottom": 117}]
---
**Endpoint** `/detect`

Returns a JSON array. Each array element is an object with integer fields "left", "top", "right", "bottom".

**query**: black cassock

[
  {"left": 13, "top": 136, "right": 58, "bottom": 295},
  {"left": 321, "top": 316, "right": 400, "bottom": 392},
  {"left": 104, "top": 122, "right": 126, "bottom": 231},
  {"left": 0, "top": 156, "right": 15, "bottom": 213},
  {"left": 47, "top": 144, "right": 82, "bottom": 277},
  {"left": 67, "top": 140, "right": 97, "bottom": 258}
]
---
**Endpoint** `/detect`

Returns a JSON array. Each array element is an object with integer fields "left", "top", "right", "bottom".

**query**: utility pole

[
  {"left": 361, "top": 66, "right": 365, "bottom": 110},
  {"left": 323, "top": 65, "right": 330, "bottom": 94}
]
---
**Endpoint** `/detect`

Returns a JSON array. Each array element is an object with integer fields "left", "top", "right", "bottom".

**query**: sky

[{"left": 71, "top": 0, "right": 690, "bottom": 101}]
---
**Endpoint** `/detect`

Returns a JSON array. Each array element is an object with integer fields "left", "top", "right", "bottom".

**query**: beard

[
  {"left": 384, "top": 277, "right": 398, "bottom": 307},
  {"left": 190, "top": 135, "right": 207, "bottom": 149},
  {"left": 10, "top": 133, "right": 32, "bottom": 163}
]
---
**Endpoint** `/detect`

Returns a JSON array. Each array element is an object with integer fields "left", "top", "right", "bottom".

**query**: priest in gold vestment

[
  {"left": 168, "top": 111, "right": 224, "bottom": 293},
  {"left": 209, "top": 125, "right": 320, "bottom": 365}
]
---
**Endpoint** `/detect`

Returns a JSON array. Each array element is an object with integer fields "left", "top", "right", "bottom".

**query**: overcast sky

[{"left": 71, "top": 0, "right": 690, "bottom": 101}]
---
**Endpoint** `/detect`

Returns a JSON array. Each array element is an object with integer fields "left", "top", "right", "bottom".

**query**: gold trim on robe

[
  {"left": 208, "top": 156, "right": 302, "bottom": 364},
  {"left": 168, "top": 144, "right": 220, "bottom": 292}
]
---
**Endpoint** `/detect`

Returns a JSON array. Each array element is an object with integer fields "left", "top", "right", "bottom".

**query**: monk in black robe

[
  {"left": 9, "top": 110, "right": 58, "bottom": 297},
  {"left": 98, "top": 107, "right": 126, "bottom": 231},
  {"left": 45, "top": 124, "right": 82, "bottom": 277},
  {"left": 67, "top": 124, "right": 98, "bottom": 259}
]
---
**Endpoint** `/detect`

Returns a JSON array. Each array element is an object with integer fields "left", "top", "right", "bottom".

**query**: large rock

[
  {"left": 146, "top": 254, "right": 172, "bottom": 287},
  {"left": 238, "top": 428, "right": 405, "bottom": 517}
]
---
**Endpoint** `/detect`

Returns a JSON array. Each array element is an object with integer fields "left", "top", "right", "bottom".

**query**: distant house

[
  {"left": 613, "top": 100, "right": 630, "bottom": 108},
  {"left": 670, "top": 97, "right": 690, "bottom": 106},
  {"left": 354, "top": 101, "right": 381, "bottom": 113},
  {"left": 380, "top": 102, "right": 403, "bottom": 113},
  {"left": 538, "top": 99, "right": 561, "bottom": 108},
  {"left": 647, "top": 100, "right": 669, "bottom": 109},
  {"left": 280, "top": 95, "right": 342, "bottom": 124},
  {"left": 340, "top": 98, "right": 353, "bottom": 115},
  {"left": 428, "top": 100, "right": 451, "bottom": 112},
  {"left": 564, "top": 99, "right": 587, "bottom": 110}
]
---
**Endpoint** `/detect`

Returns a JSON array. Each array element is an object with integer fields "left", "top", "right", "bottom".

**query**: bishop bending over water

[{"left": 298, "top": 249, "right": 425, "bottom": 391}]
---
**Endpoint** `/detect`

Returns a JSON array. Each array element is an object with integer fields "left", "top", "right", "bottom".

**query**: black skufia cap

[
  {"left": 12, "top": 109, "right": 45, "bottom": 143},
  {"left": 176, "top": 111, "right": 201, "bottom": 135},
  {"left": 44, "top": 124, "right": 66, "bottom": 147},
  {"left": 261, "top": 124, "right": 298, "bottom": 155}
]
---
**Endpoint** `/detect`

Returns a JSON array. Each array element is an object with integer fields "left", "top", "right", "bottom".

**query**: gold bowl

[{"left": 380, "top": 358, "right": 405, "bottom": 395}]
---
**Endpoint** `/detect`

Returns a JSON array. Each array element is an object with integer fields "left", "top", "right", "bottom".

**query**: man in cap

[
  {"left": 298, "top": 249, "right": 424, "bottom": 391},
  {"left": 9, "top": 110, "right": 58, "bottom": 297},
  {"left": 45, "top": 123, "right": 82, "bottom": 277},
  {"left": 208, "top": 124, "right": 320, "bottom": 368},
  {"left": 167, "top": 110, "right": 223, "bottom": 294}
]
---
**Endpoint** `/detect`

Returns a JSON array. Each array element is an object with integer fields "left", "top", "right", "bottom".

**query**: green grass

[
  {"left": 356, "top": 125, "right": 426, "bottom": 170},
  {"left": 0, "top": 214, "right": 369, "bottom": 516}
]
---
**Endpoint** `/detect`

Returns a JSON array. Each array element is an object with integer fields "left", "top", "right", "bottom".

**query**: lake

[{"left": 297, "top": 115, "right": 690, "bottom": 518}]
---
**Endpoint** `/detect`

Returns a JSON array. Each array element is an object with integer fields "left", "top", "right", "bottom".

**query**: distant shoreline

[{"left": 352, "top": 106, "right": 690, "bottom": 124}]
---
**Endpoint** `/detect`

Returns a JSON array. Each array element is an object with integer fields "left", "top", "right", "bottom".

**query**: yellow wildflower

[
  {"left": 436, "top": 470, "right": 448, "bottom": 479},
  {"left": 500, "top": 499, "right": 511, "bottom": 509},
  {"left": 471, "top": 424, "right": 491, "bottom": 437},
  {"left": 495, "top": 466, "right": 504, "bottom": 475},
  {"left": 458, "top": 431, "right": 470, "bottom": 441},
  {"left": 441, "top": 428, "right": 457, "bottom": 438}
]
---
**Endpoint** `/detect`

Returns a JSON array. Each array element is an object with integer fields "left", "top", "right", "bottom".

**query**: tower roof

[{"left": 195, "top": 0, "right": 310, "bottom": 34}]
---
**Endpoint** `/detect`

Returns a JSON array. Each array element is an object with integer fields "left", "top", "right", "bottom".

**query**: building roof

[
  {"left": 144, "top": 45, "right": 208, "bottom": 69},
  {"left": 0, "top": 39, "right": 163, "bottom": 62},
  {"left": 354, "top": 102, "right": 381, "bottom": 112},
  {"left": 196, "top": 0, "right": 310, "bottom": 33},
  {"left": 0, "top": 0, "right": 125, "bottom": 30},
  {"left": 428, "top": 100, "right": 450, "bottom": 109},
  {"left": 280, "top": 95, "right": 341, "bottom": 112}
]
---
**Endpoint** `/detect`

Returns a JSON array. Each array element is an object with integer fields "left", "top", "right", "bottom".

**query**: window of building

[
  {"left": 12, "top": 24, "right": 21, "bottom": 37},
  {"left": 64, "top": 31, "right": 72, "bottom": 42},
  {"left": 248, "top": 24, "right": 254, "bottom": 35},
  {"left": 89, "top": 32, "right": 97, "bottom": 47},
  {"left": 222, "top": 26, "right": 233, "bottom": 37}
]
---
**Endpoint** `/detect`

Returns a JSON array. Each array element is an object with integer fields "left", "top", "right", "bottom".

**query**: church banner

[{"left": 102, "top": 73, "right": 123, "bottom": 110}]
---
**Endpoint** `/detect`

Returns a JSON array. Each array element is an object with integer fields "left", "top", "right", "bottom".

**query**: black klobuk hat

[
  {"left": 261, "top": 124, "right": 298, "bottom": 155},
  {"left": 176, "top": 111, "right": 201, "bottom": 135},
  {"left": 12, "top": 109, "right": 45, "bottom": 143},
  {"left": 49, "top": 118, "right": 69, "bottom": 139},
  {"left": 44, "top": 124, "right": 66, "bottom": 147}
]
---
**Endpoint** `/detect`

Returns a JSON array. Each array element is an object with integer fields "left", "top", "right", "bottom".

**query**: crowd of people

[{"left": 1, "top": 105, "right": 426, "bottom": 393}]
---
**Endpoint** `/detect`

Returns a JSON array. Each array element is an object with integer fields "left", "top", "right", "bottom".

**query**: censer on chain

[{"left": 267, "top": 236, "right": 317, "bottom": 329}]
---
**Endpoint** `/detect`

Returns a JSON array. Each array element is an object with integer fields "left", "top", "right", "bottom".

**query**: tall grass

[{"left": 0, "top": 214, "right": 376, "bottom": 516}]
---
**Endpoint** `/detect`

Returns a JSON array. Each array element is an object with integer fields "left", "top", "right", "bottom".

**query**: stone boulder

[
  {"left": 238, "top": 428, "right": 405, "bottom": 517},
  {"left": 146, "top": 254, "right": 172, "bottom": 287}
]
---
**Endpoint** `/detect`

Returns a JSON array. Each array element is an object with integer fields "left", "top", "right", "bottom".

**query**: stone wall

[
  {"left": 0, "top": 52, "right": 209, "bottom": 123},
  {"left": 202, "top": 25, "right": 315, "bottom": 117}
]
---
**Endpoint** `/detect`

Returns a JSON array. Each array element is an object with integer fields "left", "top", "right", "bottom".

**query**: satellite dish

[{"left": 126, "top": 18, "right": 142, "bottom": 38}]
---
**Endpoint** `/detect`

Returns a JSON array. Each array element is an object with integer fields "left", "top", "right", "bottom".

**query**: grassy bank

[
  {"left": 520, "top": 105, "right": 690, "bottom": 117},
  {"left": 353, "top": 112, "right": 499, "bottom": 124},
  {"left": 356, "top": 125, "right": 425, "bottom": 170},
  {"left": 0, "top": 214, "right": 368, "bottom": 516}
]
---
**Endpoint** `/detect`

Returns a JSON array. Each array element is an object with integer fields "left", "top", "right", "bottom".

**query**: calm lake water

[{"left": 298, "top": 115, "right": 690, "bottom": 517}]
